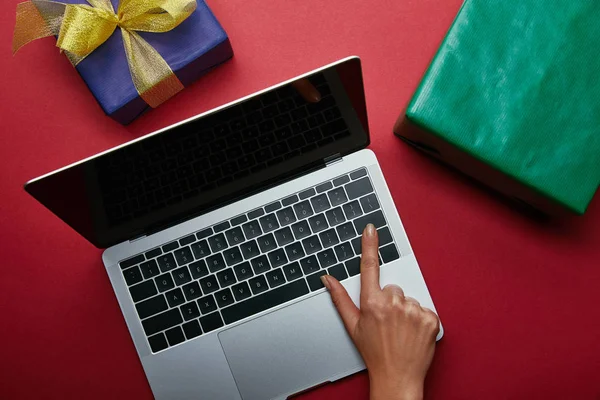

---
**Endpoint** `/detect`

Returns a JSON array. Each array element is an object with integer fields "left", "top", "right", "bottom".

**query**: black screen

[{"left": 25, "top": 58, "right": 369, "bottom": 248}]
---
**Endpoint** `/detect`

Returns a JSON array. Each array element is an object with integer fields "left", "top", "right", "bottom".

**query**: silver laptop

[{"left": 25, "top": 56, "right": 442, "bottom": 400}]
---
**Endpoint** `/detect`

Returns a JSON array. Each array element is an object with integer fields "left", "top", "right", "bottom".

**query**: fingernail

[
  {"left": 312, "top": 92, "right": 321, "bottom": 102},
  {"left": 365, "top": 223, "right": 375, "bottom": 236},
  {"left": 320, "top": 275, "right": 331, "bottom": 290}
]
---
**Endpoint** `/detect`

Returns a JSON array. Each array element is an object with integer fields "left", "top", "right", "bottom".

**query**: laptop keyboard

[{"left": 119, "top": 169, "right": 401, "bottom": 353}]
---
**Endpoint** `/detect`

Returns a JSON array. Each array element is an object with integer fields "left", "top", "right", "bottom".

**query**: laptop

[{"left": 24, "top": 56, "right": 442, "bottom": 400}]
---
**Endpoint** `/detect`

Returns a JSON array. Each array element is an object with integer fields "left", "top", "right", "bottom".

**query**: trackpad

[{"left": 218, "top": 291, "right": 363, "bottom": 400}]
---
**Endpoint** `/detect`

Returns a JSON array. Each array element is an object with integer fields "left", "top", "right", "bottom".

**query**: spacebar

[{"left": 221, "top": 279, "right": 310, "bottom": 324}]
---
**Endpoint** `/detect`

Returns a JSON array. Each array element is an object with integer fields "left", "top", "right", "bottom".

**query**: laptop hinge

[
  {"left": 129, "top": 234, "right": 147, "bottom": 243},
  {"left": 324, "top": 153, "right": 343, "bottom": 166}
]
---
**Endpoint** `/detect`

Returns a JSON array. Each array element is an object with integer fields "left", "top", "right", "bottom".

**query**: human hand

[{"left": 320, "top": 224, "right": 440, "bottom": 400}]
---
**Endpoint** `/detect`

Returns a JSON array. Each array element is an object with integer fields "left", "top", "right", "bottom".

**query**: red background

[{"left": 1, "top": 0, "right": 599, "bottom": 399}]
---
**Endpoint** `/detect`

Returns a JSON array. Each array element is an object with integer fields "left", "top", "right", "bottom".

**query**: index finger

[{"left": 360, "top": 223, "right": 381, "bottom": 302}]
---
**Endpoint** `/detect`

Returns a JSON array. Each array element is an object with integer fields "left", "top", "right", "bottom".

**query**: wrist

[{"left": 369, "top": 372, "right": 424, "bottom": 400}]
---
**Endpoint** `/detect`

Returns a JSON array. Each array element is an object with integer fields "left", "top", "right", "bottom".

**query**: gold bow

[{"left": 13, "top": 0, "right": 197, "bottom": 108}]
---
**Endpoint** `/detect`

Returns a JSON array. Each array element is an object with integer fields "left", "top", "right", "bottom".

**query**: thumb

[{"left": 321, "top": 275, "right": 359, "bottom": 336}]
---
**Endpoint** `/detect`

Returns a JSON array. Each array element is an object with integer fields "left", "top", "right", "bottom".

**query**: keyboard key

[
  {"left": 240, "top": 240, "right": 260, "bottom": 259},
  {"left": 328, "top": 264, "right": 348, "bottom": 281},
  {"left": 316, "top": 181, "right": 333, "bottom": 193},
  {"left": 248, "top": 275, "right": 269, "bottom": 295},
  {"left": 142, "top": 308, "right": 183, "bottom": 336},
  {"left": 302, "top": 235, "right": 322, "bottom": 255},
  {"left": 268, "top": 249, "right": 288, "bottom": 268},
  {"left": 293, "top": 201, "right": 314, "bottom": 219},
  {"left": 223, "top": 247, "right": 243, "bottom": 266},
  {"left": 208, "top": 233, "right": 228, "bottom": 252},
  {"left": 189, "top": 260, "right": 209, "bottom": 279},
  {"left": 231, "top": 215, "right": 248, "bottom": 226},
  {"left": 259, "top": 213, "right": 280, "bottom": 233},
  {"left": 282, "top": 194, "right": 299, "bottom": 206},
  {"left": 359, "top": 193, "right": 380, "bottom": 213},
  {"left": 351, "top": 237, "right": 362, "bottom": 255},
  {"left": 197, "top": 295, "right": 217, "bottom": 314},
  {"left": 145, "top": 248, "right": 162, "bottom": 259},
  {"left": 310, "top": 193, "right": 331, "bottom": 213},
  {"left": 200, "top": 312, "right": 224, "bottom": 333},
  {"left": 353, "top": 210, "right": 387, "bottom": 234},
  {"left": 182, "top": 281, "right": 202, "bottom": 301},
  {"left": 276, "top": 207, "right": 297, "bottom": 226},
  {"left": 326, "top": 207, "right": 346, "bottom": 226},
  {"left": 248, "top": 208, "right": 265, "bottom": 220},
  {"left": 299, "top": 187, "right": 316, "bottom": 199},
  {"left": 242, "top": 220, "right": 263, "bottom": 240},
  {"left": 300, "top": 255, "right": 320, "bottom": 274},
  {"left": 221, "top": 279, "right": 309, "bottom": 324},
  {"left": 182, "top": 320, "right": 203, "bottom": 339},
  {"left": 317, "top": 248, "right": 337, "bottom": 268},
  {"left": 233, "top": 261, "right": 253, "bottom": 281},
  {"left": 200, "top": 275, "right": 219, "bottom": 294},
  {"left": 225, "top": 227, "right": 245, "bottom": 246},
  {"left": 327, "top": 187, "right": 348, "bottom": 206},
  {"left": 333, "top": 175, "right": 350, "bottom": 187},
  {"left": 283, "top": 262, "right": 303, "bottom": 281},
  {"left": 319, "top": 229, "right": 340, "bottom": 248},
  {"left": 206, "top": 253, "right": 226, "bottom": 273},
  {"left": 179, "top": 235, "right": 196, "bottom": 246},
  {"left": 291, "top": 220, "right": 311, "bottom": 240},
  {"left": 285, "top": 242, "right": 305, "bottom": 261},
  {"left": 308, "top": 214, "right": 328, "bottom": 233},
  {"left": 345, "top": 257, "right": 361, "bottom": 276},
  {"left": 337, "top": 222, "right": 357, "bottom": 241},
  {"left": 217, "top": 269, "right": 237, "bottom": 287},
  {"left": 215, "top": 288, "right": 235, "bottom": 308},
  {"left": 165, "top": 288, "right": 186, "bottom": 307},
  {"left": 343, "top": 200, "right": 363, "bottom": 220},
  {"left": 162, "top": 241, "right": 179, "bottom": 253},
  {"left": 174, "top": 246, "right": 194, "bottom": 265},
  {"left": 334, "top": 242, "right": 354, "bottom": 262},
  {"left": 214, "top": 221, "right": 231, "bottom": 233},
  {"left": 345, "top": 177, "right": 374, "bottom": 200},
  {"left": 157, "top": 253, "right": 177, "bottom": 272},
  {"left": 180, "top": 301, "right": 201, "bottom": 321},
  {"left": 380, "top": 243, "right": 400, "bottom": 263},
  {"left": 266, "top": 268, "right": 286, "bottom": 288},
  {"left": 306, "top": 271, "right": 327, "bottom": 291},
  {"left": 136, "top": 295, "right": 168, "bottom": 319},
  {"left": 232, "top": 282, "right": 252, "bottom": 301},
  {"left": 251, "top": 255, "right": 271, "bottom": 274},
  {"left": 120, "top": 254, "right": 145, "bottom": 270},
  {"left": 148, "top": 333, "right": 168, "bottom": 352},
  {"left": 274, "top": 227, "right": 294, "bottom": 246},
  {"left": 191, "top": 240, "right": 211, "bottom": 259},
  {"left": 350, "top": 168, "right": 367, "bottom": 180},
  {"left": 196, "top": 228, "right": 213, "bottom": 240},
  {"left": 265, "top": 201, "right": 282, "bottom": 213},
  {"left": 140, "top": 260, "right": 161, "bottom": 279},
  {"left": 129, "top": 280, "right": 158, "bottom": 302},
  {"left": 378, "top": 227, "right": 393, "bottom": 246},
  {"left": 172, "top": 266, "right": 192, "bottom": 286},
  {"left": 255, "top": 234, "right": 275, "bottom": 253},
  {"left": 123, "top": 266, "right": 143, "bottom": 285},
  {"left": 155, "top": 273, "right": 175, "bottom": 292}
]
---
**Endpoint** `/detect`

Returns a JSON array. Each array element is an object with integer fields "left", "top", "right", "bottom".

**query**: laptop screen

[{"left": 25, "top": 57, "right": 369, "bottom": 248}]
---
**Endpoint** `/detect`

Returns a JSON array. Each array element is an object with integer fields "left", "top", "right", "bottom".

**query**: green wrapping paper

[{"left": 397, "top": 0, "right": 600, "bottom": 214}]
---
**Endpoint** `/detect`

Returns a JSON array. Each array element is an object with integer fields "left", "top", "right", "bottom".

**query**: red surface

[{"left": 1, "top": 0, "right": 599, "bottom": 398}]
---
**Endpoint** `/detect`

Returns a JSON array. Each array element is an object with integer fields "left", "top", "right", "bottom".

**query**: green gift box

[{"left": 395, "top": 0, "right": 600, "bottom": 214}]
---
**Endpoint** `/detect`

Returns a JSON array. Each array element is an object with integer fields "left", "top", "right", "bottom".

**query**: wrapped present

[
  {"left": 395, "top": 0, "right": 600, "bottom": 215},
  {"left": 13, "top": 0, "right": 233, "bottom": 124}
]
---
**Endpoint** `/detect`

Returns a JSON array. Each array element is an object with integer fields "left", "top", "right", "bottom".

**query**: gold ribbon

[{"left": 13, "top": 0, "right": 197, "bottom": 108}]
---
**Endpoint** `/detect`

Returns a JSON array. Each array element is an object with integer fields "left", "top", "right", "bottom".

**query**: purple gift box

[{"left": 63, "top": 0, "right": 233, "bottom": 124}]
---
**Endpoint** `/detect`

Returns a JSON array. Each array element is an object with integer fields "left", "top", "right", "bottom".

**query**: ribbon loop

[{"left": 12, "top": 0, "right": 196, "bottom": 108}]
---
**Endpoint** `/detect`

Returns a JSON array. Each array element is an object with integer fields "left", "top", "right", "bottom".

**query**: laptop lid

[{"left": 24, "top": 56, "right": 369, "bottom": 248}]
